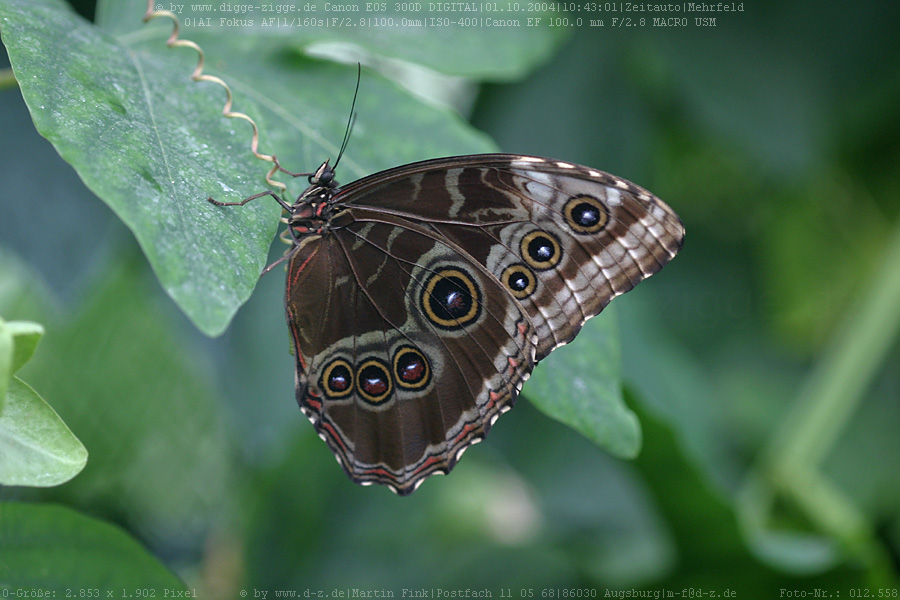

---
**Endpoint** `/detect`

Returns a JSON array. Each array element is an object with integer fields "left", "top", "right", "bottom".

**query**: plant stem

[
  {"left": 0, "top": 68, "right": 18, "bottom": 91},
  {"left": 739, "top": 215, "right": 900, "bottom": 578}
]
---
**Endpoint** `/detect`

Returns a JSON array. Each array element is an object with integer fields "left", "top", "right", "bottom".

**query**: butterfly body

[{"left": 259, "top": 153, "right": 684, "bottom": 495}]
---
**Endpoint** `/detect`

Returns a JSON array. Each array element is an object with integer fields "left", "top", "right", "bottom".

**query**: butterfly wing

[
  {"left": 286, "top": 154, "right": 683, "bottom": 494},
  {"left": 285, "top": 219, "right": 537, "bottom": 495},
  {"left": 339, "top": 154, "right": 684, "bottom": 359}
]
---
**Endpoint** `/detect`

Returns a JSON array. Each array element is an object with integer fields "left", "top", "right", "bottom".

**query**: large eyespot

[
  {"left": 501, "top": 263, "right": 537, "bottom": 300},
  {"left": 564, "top": 194, "right": 609, "bottom": 234},
  {"left": 320, "top": 358, "right": 354, "bottom": 400},
  {"left": 356, "top": 359, "right": 393, "bottom": 405},
  {"left": 520, "top": 231, "right": 562, "bottom": 270},
  {"left": 393, "top": 346, "right": 431, "bottom": 390},
  {"left": 421, "top": 267, "right": 482, "bottom": 330}
]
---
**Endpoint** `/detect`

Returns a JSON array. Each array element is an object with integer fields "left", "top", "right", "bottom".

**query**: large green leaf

[
  {"left": 0, "top": 318, "right": 10, "bottom": 413},
  {"left": 98, "top": 0, "right": 566, "bottom": 80},
  {"left": 525, "top": 306, "right": 641, "bottom": 458},
  {"left": 0, "top": 0, "right": 276, "bottom": 336},
  {"left": 0, "top": 502, "right": 185, "bottom": 590},
  {"left": 0, "top": 0, "right": 495, "bottom": 336},
  {"left": 0, "top": 377, "right": 88, "bottom": 487}
]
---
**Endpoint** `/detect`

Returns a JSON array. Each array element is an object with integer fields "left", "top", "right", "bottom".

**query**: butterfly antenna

[{"left": 333, "top": 64, "right": 361, "bottom": 171}]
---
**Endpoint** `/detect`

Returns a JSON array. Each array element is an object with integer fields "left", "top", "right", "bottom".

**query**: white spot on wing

[
  {"left": 511, "top": 157, "right": 544, "bottom": 168},
  {"left": 641, "top": 215, "right": 666, "bottom": 237},
  {"left": 606, "top": 187, "right": 623, "bottom": 206},
  {"left": 446, "top": 168, "right": 467, "bottom": 218}
]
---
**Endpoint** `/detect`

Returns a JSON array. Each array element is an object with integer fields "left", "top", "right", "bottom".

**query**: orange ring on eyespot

[
  {"left": 520, "top": 230, "right": 562, "bottom": 270},
  {"left": 420, "top": 267, "right": 481, "bottom": 330},
  {"left": 393, "top": 346, "right": 431, "bottom": 390},
  {"left": 320, "top": 358, "right": 354, "bottom": 399},
  {"left": 564, "top": 194, "right": 609, "bottom": 234},
  {"left": 356, "top": 358, "right": 393, "bottom": 405},
  {"left": 501, "top": 263, "right": 537, "bottom": 300}
]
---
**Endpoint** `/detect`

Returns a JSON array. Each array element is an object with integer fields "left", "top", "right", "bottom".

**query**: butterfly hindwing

[{"left": 286, "top": 215, "right": 536, "bottom": 494}]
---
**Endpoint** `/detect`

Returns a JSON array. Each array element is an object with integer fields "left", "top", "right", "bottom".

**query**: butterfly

[{"left": 211, "top": 150, "right": 684, "bottom": 495}]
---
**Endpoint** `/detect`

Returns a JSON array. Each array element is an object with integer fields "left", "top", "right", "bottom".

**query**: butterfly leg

[
  {"left": 271, "top": 155, "right": 312, "bottom": 179},
  {"left": 259, "top": 227, "right": 304, "bottom": 275},
  {"left": 207, "top": 190, "right": 293, "bottom": 213}
]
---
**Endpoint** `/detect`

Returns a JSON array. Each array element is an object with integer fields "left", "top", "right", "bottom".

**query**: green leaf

[
  {"left": 0, "top": 318, "right": 10, "bottom": 413},
  {"left": 0, "top": 502, "right": 185, "bottom": 590},
  {"left": 0, "top": 271, "right": 78, "bottom": 482},
  {"left": 0, "top": 248, "right": 57, "bottom": 324},
  {"left": 6, "top": 319, "right": 44, "bottom": 373},
  {"left": 524, "top": 307, "right": 641, "bottom": 459},
  {"left": 0, "top": 0, "right": 495, "bottom": 337},
  {"left": 0, "top": 376, "right": 88, "bottom": 487},
  {"left": 21, "top": 255, "right": 236, "bottom": 544},
  {"left": 0, "top": 318, "right": 44, "bottom": 416},
  {"left": 1, "top": 0, "right": 276, "bottom": 337},
  {"left": 98, "top": 0, "right": 566, "bottom": 80},
  {"left": 0, "top": 244, "right": 234, "bottom": 540}
]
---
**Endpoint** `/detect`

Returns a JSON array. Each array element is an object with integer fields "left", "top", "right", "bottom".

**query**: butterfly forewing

[
  {"left": 283, "top": 154, "right": 683, "bottom": 494},
  {"left": 336, "top": 155, "right": 684, "bottom": 359}
]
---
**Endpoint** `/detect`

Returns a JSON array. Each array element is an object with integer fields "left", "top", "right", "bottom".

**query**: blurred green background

[{"left": 1, "top": 0, "right": 899, "bottom": 596}]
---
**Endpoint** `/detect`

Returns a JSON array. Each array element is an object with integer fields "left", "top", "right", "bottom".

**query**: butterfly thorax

[{"left": 288, "top": 161, "right": 342, "bottom": 238}]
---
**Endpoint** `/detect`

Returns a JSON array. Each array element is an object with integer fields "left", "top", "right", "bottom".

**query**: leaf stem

[
  {"left": 739, "top": 214, "right": 900, "bottom": 577},
  {"left": 0, "top": 68, "right": 19, "bottom": 91}
]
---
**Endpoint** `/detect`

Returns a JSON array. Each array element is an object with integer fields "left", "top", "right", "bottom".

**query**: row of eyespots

[
  {"left": 414, "top": 195, "right": 611, "bottom": 320},
  {"left": 320, "top": 346, "right": 431, "bottom": 405},
  {"left": 500, "top": 194, "right": 610, "bottom": 300}
]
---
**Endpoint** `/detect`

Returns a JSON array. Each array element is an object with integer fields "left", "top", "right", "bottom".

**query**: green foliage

[
  {"left": 527, "top": 307, "right": 642, "bottom": 459},
  {"left": 0, "top": 377, "right": 88, "bottom": 487},
  {"left": 5, "top": 320, "right": 43, "bottom": 374},
  {"left": 0, "top": 252, "right": 237, "bottom": 545},
  {"left": 98, "top": 0, "right": 567, "bottom": 79},
  {"left": 0, "top": 315, "right": 88, "bottom": 487},
  {"left": 0, "top": 503, "right": 185, "bottom": 590},
  {"left": 0, "top": 0, "right": 502, "bottom": 336},
  {"left": 0, "top": 318, "right": 9, "bottom": 412}
]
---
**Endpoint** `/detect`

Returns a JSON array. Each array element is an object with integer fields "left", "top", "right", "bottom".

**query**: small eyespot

[
  {"left": 356, "top": 359, "right": 393, "bottom": 405},
  {"left": 501, "top": 264, "right": 537, "bottom": 299},
  {"left": 520, "top": 231, "right": 562, "bottom": 270},
  {"left": 564, "top": 194, "right": 609, "bottom": 234},
  {"left": 320, "top": 358, "right": 354, "bottom": 399},
  {"left": 393, "top": 346, "right": 431, "bottom": 390}
]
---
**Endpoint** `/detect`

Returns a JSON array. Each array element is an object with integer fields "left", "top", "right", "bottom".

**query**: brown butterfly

[{"left": 211, "top": 149, "right": 683, "bottom": 495}]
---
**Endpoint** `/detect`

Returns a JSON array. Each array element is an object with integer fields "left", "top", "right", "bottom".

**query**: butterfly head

[{"left": 309, "top": 160, "right": 338, "bottom": 188}]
